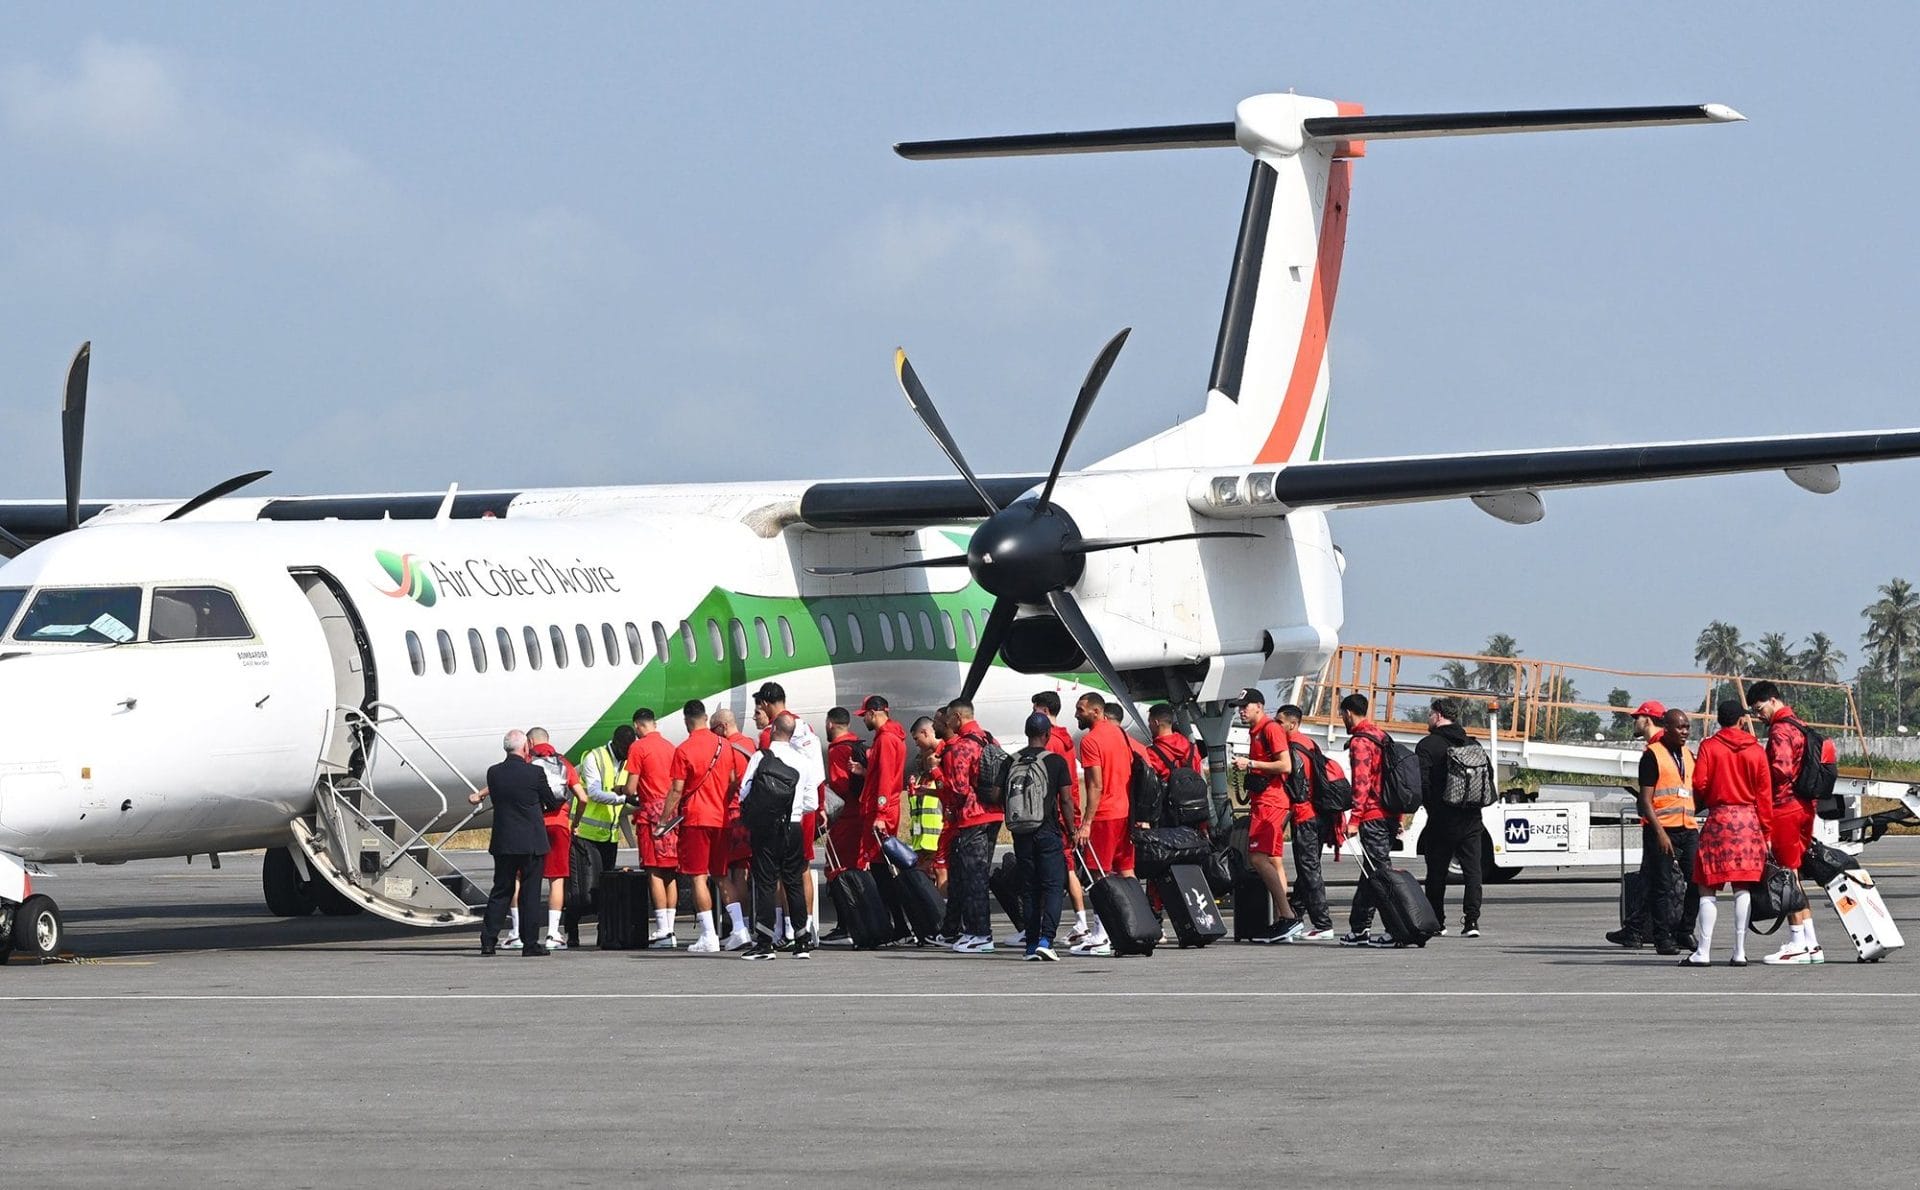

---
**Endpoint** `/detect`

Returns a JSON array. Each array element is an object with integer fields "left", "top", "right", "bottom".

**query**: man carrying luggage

[
  {"left": 1748, "top": 681, "right": 1825, "bottom": 965},
  {"left": 578, "top": 724, "right": 635, "bottom": 874},
  {"left": 1639, "top": 708, "right": 1702, "bottom": 955},
  {"left": 1072, "top": 692, "right": 1137, "bottom": 956},
  {"left": 738, "top": 712, "right": 823, "bottom": 961},
  {"left": 1278, "top": 704, "right": 1341, "bottom": 943},
  {"left": 857, "top": 694, "right": 909, "bottom": 872},
  {"left": 1003, "top": 713, "right": 1073, "bottom": 961},
  {"left": 938, "top": 699, "right": 1004, "bottom": 953},
  {"left": 1230, "top": 688, "right": 1303, "bottom": 944},
  {"left": 1338, "top": 694, "right": 1397, "bottom": 947},
  {"left": 624, "top": 707, "right": 680, "bottom": 947},
  {"left": 1033, "top": 691, "right": 1091, "bottom": 944},
  {"left": 1607, "top": 700, "right": 1671, "bottom": 948},
  {"left": 1417, "top": 698, "right": 1486, "bottom": 938}
]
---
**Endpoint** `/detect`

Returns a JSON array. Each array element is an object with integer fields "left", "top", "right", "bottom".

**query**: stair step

[{"left": 367, "top": 815, "right": 399, "bottom": 839}]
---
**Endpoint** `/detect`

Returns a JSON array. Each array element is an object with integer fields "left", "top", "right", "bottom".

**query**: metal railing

[{"left": 336, "top": 702, "right": 484, "bottom": 873}]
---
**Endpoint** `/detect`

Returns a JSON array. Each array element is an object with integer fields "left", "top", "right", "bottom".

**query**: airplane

[{"left": 3, "top": 91, "right": 1919, "bottom": 962}]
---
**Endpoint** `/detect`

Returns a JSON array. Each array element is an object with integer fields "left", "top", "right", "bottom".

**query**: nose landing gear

[{"left": 0, "top": 894, "right": 64, "bottom": 964}]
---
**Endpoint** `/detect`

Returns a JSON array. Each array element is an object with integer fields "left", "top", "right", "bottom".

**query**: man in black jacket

[
  {"left": 1415, "top": 699, "right": 1485, "bottom": 938},
  {"left": 472, "top": 728, "right": 565, "bottom": 956}
]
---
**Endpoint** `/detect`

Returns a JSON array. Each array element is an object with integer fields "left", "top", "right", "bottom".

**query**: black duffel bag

[
  {"left": 1202, "top": 840, "right": 1246, "bottom": 896},
  {"left": 1748, "top": 858, "right": 1811, "bottom": 934},
  {"left": 1130, "top": 825, "right": 1210, "bottom": 879}
]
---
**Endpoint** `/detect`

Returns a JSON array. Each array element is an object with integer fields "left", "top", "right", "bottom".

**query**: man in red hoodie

[
  {"left": 857, "top": 694, "right": 909, "bottom": 871},
  {"left": 1747, "top": 680, "right": 1823, "bottom": 965},
  {"left": 937, "top": 699, "right": 1004, "bottom": 953},
  {"left": 1683, "top": 698, "right": 1775, "bottom": 967},
  {"left": 1337, "top": 693, "right": 1398, "bottom": 947}
]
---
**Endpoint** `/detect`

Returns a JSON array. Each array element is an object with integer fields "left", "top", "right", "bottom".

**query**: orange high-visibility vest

[{"left": 1646, "top": 741, "right": 1698, "bottom": 828}]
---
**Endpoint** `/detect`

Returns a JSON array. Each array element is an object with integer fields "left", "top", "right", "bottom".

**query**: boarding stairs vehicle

[
  {"left": 1279, "top": 646, "right": 1920, "bottom": 880},
  {"left": 285, "top": 702, "right": 489, "bottom": 926}
]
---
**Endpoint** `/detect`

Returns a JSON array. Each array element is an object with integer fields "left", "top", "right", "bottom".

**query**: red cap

[
  {"left": 1631, "top": 700, "right": 1667, "bottom": 719},
  {"left": 858, "top": 694, "right": 889, "bottom": 714}
]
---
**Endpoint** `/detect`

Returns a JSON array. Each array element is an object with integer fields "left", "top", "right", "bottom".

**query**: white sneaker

[
  {"left": 955, "top": 937, "right": 996, "bottom": 955},
  {"left": 688, "top": 934, "right": 721, "bottom": 954},
  {"left": 720, "top": 928, "right": 753, "bottom": 952},
  {"left": 1002, "top": 931, "right": 1029, "bottom": 948},
  {"left": 547, "top": 935, "right": 568, "bottom": 951},
  {"left": 1289, "top": 927, "right": 1337, "bottom": 943},
  {"left": 1763, "top": 944, "right": 1825, "bottom": 965},
  {"left": 1068, "top": 939, "right": 1113, "bottom": 957},
  {"left": 1065, "top": 925, "right": 1091, "bottom": 945},
  {"left": 500, "top": 935, "right": 523, "bottom": 950},
  {"left": 648, "top": 930, "right": 678, "bottom": 949},
  {"left": 949, "top": 934, "right": 983, "bottom": 953}
]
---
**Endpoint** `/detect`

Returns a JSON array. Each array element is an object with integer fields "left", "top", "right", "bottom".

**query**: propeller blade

[
  {"left": 62, "top": 341, "right": 90, "bottom": 533},
  {"left": 1046, "top": 588, "right": 1148, "bottom": 736},
  {"left": 959, "top": 597, "right": 1019, "bottom": 706},
  {"left": 895, "top": 348, "right": 999, "bottom": 516},
  {"left": 163, "top": 470, "right": 272, "bottom": 522},
  {"left": 1039, "top": 327, "right": 1130, "bottom": 510},
  {"left": 0, "top": 523, "right": 29, "bottom": 553},
  {"left": 805, "top": 554, "right": 968, "bottom": 578},
  {"left": 1066, "top": 530, "right": 1262, "bottom": 555}
]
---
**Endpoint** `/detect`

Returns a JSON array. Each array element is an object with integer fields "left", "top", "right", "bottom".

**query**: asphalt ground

[{"left": 7, "top": 843, "right": 1920, "bottom": 1189}]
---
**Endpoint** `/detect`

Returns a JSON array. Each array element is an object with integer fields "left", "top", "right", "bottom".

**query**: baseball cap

[
  {"left": 858, "top": 694, "right": 889, "bottom": 714},
  {"left": 751, "top": 681, "right": 786, "bottom": 705},
  {"left": 1232, "top": 687, "right": 1265, "bottom": 707},
  {"left": 1024, "top": 712, "right": 1054, "bottom": 738},
  {"left": 1631, "top": 700, "right": 1667, "bottom": 719}
]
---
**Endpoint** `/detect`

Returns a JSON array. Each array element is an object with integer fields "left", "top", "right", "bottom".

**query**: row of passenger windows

[{"left": 402, "top": 608, "right": 993, "bottom": 677}]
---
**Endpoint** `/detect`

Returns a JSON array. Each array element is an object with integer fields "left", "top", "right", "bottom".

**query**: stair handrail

[{"left": 338, "top": 702, "right": 483, "bottom": 872}]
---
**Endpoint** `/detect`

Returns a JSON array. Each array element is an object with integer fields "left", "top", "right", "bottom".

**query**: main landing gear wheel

[
  {"left": 263, "top": 846, "right": 316, "bottom": 917},
  {"left": 10, "top": 894, "right": 63, "bottom": 959},
  {"left": 309, "top": 873, "right": 365, "bottom": 917}
]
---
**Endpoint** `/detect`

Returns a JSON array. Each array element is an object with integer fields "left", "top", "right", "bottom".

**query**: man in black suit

[{"left": 473, "top": 728, "right": 564, "bottom": 956}]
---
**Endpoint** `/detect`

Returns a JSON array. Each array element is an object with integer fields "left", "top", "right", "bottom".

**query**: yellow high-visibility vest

[{"left": 576, "top": 745, "right": 626, "bottom": 844}]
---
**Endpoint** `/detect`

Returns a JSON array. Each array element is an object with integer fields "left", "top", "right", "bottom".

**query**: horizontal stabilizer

[{"left": 1301, "top": 103, "right": 1743, "bottom": 143}]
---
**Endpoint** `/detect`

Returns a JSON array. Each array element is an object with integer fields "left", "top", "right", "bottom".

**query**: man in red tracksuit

[
  {"left": 823, "top": 711, "right": 867, "bottom": 876},
  {"left": 861, "top": 698, "right": 908, "bottom": 869},
  {"left": 937, "top": 700, "right": 1003, "bottom": 953},
  {"left": 1336, "top": 693, "right": 1396, "bottom": 946},
  {"left": 1278, "top": 704, "right": 1342, "bottom": 942},
  {"left": 1747, "top": 680, "right": 1824, "bottom": 965}
]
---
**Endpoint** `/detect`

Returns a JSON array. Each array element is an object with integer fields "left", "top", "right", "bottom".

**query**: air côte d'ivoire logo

[{"left": 374, "top": 550, "right": 620, "bottom": 607}]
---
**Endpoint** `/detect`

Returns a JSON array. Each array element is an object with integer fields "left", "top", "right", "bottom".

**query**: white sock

[
  {"left": 653, "top": 908, "right": 673, "bottom": 935},
  {"left": 696, "top": 909, "right": 716, "bottom": 940},
  {"left": 727, "top": 902, "right": 746, "bottom": 934},
  {"left": 1692, "top": 896, "right": 1717, "bottom": 962},
  {"left": 1731, "top": 891, "right": 1751, "bottom": 963},
  {"left": 1089, "top": 914, "right": 1107, "bottom": 944},
  {"left": 507, "top": 907, "right": 520, "bottom": 939},
  {"left": 547, "top": 909, "right": 562, "bottom": 939},
  {"left": 1075, "top": 910, "right": 1088, "bottom": 930},
  {"left": 1799, "top": 919, "right": 1819, "bottom": 949}
]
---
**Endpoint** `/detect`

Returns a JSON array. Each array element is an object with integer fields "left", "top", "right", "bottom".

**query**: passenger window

[
  {"left": 437, "top": 629, "right": 457, "bottom": 675},
  {"left": 729, "top": 618, "right": 748, "bottom": 659},
  {"left": 653, "top": 621, "right": 671, "bottom": 663},
  {"left": 550, "top": 625, "right": 569, "bottom": 669},
  {"left": 150, "top": 586, "right": 253, "bottom": 642},
  {"left": 753, "top": 617, "right": 772, "bottom": 660},
  {"left": 877, "top": 613, "right": 894, "bottom": 653},
  {"left": 918, "top": 612, "right": 935, "bottom": 652},
  {"left": 626, "top": 622, "right": 645, "bottom": 665},
  {"left": 602, "top": 623, "right": 620, "bottom": 666},
  {"left": 679, "top": 621, "right": 697, "bottom": 664},
  {"left": 897, "top": 612, "right": 914, "bottom": 650},
  {"left": 778, "top": 616, "right": 795, "bottom": 657},
  {"left": 13, "top": 585, "right": 141, "bottom": 643},
  {"left": 845, "top": 614, "right": 864, "bottom": 655},
  {"left": 962, "top": 609, "right": 977, "bottom": 649},
  {"left": 576, "top": 623, "right": 595, "bottom": 667},
  {"left": 940, "top": 610, "right": 956, "bottom": 650},
  {"left": 468, "top": 628, "right": 489, "bottom": 674},
  {"left": 524, "top": 626, "right": 544, "bottom": 671},
  {"left": 496, "top": 627, "right": 517, "bottom": 672},
  {"left": 706, "top": 618, "right": 724, "bottom": 660},
  {"left": 819, "top": 614, "right": 838, "bottom": 656},
  {"left": 406, "top": 630, "right": 425, "bottom": 676}
]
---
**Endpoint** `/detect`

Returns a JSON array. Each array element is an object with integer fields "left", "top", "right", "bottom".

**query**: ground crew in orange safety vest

[
  {"left": 1637, "top": 708, "right": 1701, "bottom": 955},
  {"left": 1608, "top": 699, "right": 1670, "bottom": 950}
]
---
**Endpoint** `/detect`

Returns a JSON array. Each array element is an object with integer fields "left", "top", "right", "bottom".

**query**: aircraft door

[{"left": 290, "top": 569, "right": 378, "bottom": 778}]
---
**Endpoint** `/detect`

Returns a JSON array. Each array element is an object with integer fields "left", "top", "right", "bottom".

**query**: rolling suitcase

[
  {"left": 1080, "top": 846, "right": 1156, "bottom": 956},
  {"left": 991, "top": 852, "right": 1026, "bottom": 933},
  {"left": 595, "top": 867, "right": 652, "bottom": 950},
  {"left": 1156, "top": 864, "right": 1227, "bottom": 948},
  {"left": 1364, "top": 851, "right": 1439, "bottom": 947},
  {"left": 1232, "top": 870, "right": 1272, "bottom": 942},
  {"left": 867, "top": 858, "right": 914, "bottom": 942},
  {"left": 875, "top": 826, "right": 945, "bottom": 942},
  {"left": 829, "top": 868, "right": 893, "bottom": 949},
  {"left": 1825, "top": 867, "right": 1905, "bottom": 962}
]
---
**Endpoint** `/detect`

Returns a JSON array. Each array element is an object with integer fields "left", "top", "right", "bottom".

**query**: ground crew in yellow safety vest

[
  {"left": 577, "top": 725, "right": 636, "bottom": 872},
  {"left": 1635, "top": 708, "right": 1701, "bottom": 956},
  {"left": 906, "top": 715, "right": 948, "bottom": 892}
]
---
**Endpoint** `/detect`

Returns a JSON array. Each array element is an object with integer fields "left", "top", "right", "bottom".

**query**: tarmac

[{"left": 7, "top": 841, "right": 1919, "bottom": 1189}]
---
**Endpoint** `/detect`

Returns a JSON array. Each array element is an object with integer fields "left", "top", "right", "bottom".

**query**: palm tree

[
  {"left": 1694, "top": 621, "right": 1748, "bottom": 677},
  {"left": 1433, "top": 659, "right": 1474, "bottom": 691},
  {"left": 1863, "top": 578, "right": 1920, "bottom": 727},
  {"left": 1750, "top": 632, "right": 1798, "bottom": 680},
  {"left": 1798, "top": 632, "right": 1847, "bottom": 684},
  {"left": 1474, "top": 632, "right": 1522, "bottom": 697}
]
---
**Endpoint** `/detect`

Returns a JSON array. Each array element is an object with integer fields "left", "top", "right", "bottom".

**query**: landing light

[
  {"left": 1247, "top": 472, "right": 1276, "bottom": 503},
  {"left": 1209, "top": 476, "right": 1242, "bottom": 507}
]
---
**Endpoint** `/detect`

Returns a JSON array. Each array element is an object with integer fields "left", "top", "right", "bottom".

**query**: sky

[{"left": 3, "top": 4, "right": 1918, "bottom": 687}]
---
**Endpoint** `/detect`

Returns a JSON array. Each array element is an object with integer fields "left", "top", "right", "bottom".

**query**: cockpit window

[
  {"left": 12, "top": 586, "right": 141, "bottom": 644},
  {"left": 149, "top": 587, "right": 254, "bottom": 642},
  {"left": 0, "top": 588, "right": 25, "bottom": 638}
]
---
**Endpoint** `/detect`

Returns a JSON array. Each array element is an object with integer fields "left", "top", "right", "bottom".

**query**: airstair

[{"left": 291, "top": 703, "right": 490, "bottom": 927}]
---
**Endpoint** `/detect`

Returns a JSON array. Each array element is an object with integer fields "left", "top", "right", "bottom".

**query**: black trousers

[
  {"left": 940, "top": 822, "right": 997, "bottom": 939},
  {"left": 1646, "top": 824, "right": 1701, "bottom": 945},
  {"left": 1291, "top": 810, "right": 1339, "bottom": 930},
  {"left": 749, "top": 818, "right": 808, "bottom": 944},
  {"left": 1348, "top": 818, "right": 1397, "bottom": 934},
  {"left": 1421, "top": 807, "right": 1483, "bottom": 928},
  {"left": 484, "top": 851, "right": 545, "bottom": 944},
  {"left": 1012, "top": 827, "right": 1066, "bottom": 946}
]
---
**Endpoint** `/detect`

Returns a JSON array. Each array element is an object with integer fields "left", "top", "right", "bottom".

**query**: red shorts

[
  {"left": 726, "top": 818, "right": 754, "bottom": 869},
  {"left": 542, "top": 823, "right": 571, "bottom": 879},
  {"left": 1088, "top": 817, "right": 1135, "bottom": 875},
  {"left": 678, "top": 824, "right": 728, "bottom": 881},
  {"left": 799, "top": 810, "right": 817, "bottom": 862},
  {"left": 1768, "top": 799, "right": 1814, "bottom": 871},
  {"left": 640, "top": 820, "right": 678, "bottom": 870},
  {"left": 1248, "top": 795, "right": 1289, "bottom": 857}
]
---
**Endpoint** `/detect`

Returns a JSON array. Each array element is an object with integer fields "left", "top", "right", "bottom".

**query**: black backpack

[
  {"left": 844, "top": 737, "right": 869, "bottom": 799},
  {"left": 1441, "top": 741, "right": 1497, "bottom": 808},
  {"left": 1286, "top": 739, "right": 1354, "bottom": 815},
  {"left": 974, "top": 731, "right": 1011, "bottom": 804},
  {"left": 743, "top": 749, "right": 800, "bottom": 830},
  {"left": 1357, "top": 729, "right": 1423, "bottom": 815},
  {"left": 1152, "top": 741, "right": 1211, "bottom": 827},
  {"left": 1784, "top": 718, "right": 1838, "bottom": 804},
  {"left": 1002, "top": 751, "right": 1053, "bottom": 834},
  {"left": 1129, "top": 747, "right": 1167, "bottom": 827}
]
